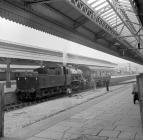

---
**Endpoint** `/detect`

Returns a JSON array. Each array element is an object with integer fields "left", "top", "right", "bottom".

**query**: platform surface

[{"left": 1, "top": 83, "right": 143, "bottom": 140}]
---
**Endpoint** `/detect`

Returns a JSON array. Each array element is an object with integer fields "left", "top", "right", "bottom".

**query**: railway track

[
  {"left": 4, "top": 88, "right": 90, "bottom": 112},
  {"left": 5, "top": 99, "right": 48, "bottom": 112}
]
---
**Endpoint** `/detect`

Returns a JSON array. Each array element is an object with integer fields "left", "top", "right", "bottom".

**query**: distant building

[{"left": 114, "top": 63, "right": 143, "bottom": 75}]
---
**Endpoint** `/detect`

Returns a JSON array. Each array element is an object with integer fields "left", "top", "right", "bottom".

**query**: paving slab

[
  {"left": 26, "top": 137, "right": 51, "bottom": 140},
  {"left": 118, "top": 131, "right": 136, "bottom": 139},
  {"left": 108, "top": 138, "right": 130, "bottom": 140},
  {"left": 114, "top": 125, "right": 142, "bottom": 133},
  {"left": 98, "top": 130, "right": 120, "bottom": 138}
]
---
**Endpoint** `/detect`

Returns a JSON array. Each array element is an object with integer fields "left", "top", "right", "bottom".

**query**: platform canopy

[
  {"left": 1, "top": 0, "right": 143, "bottom": 64},
  {"left": 0, "top": 40, "right": 116, "bottom": 68}
]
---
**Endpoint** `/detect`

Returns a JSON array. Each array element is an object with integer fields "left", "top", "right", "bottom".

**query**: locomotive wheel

[
  {"left": 16, "top": 91, "right": 23, "bottom": 101},
  {"left": 30, "top": 92, "right": 36, "bottom": 100}
]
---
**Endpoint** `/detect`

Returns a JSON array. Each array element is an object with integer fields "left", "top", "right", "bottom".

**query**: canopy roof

[
  {"left": 0, "top": 0, "right": 143, "bottom": 64},
  {"left": 85, "top": 0, "right": 143, "bottom": 50}
]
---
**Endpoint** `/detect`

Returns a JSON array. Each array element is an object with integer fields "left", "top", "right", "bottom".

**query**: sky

[{"left": 0, "top": 17, "right": 136, "bottom": 64}]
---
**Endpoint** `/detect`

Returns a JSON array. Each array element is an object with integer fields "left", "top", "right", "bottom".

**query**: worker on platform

[
  {"left": 105, "top": 79, "right": 110, "bottom": 91},
  {"left": 132, "top": 83, "right": 139, "bottom": 104}
]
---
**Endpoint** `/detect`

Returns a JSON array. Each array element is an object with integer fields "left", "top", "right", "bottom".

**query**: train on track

[
  {"left": 0, "top": 62, "right": 136, "bottom": 105},
  {"left": 15, "top": 63, "right": 111, "bottom": 101}
]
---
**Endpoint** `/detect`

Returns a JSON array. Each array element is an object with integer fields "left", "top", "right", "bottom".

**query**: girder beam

[
  {"left": 24, "top": 0, "right": 62, "bottom": 5},
  {"left": 118, "top": 25, "right": 125, "bottom": 35},
  {"left": 73, "top": 15, "right": 89, "bottom": 29},
  {"left": 106, "top": 0, "right": 142, "bottom": 47},
  {"left": 68, "top": 0, "right": 118, "bottom": 37},
  {"left": 68, "top": 0, "right": 143, "bottom": 60},
  {"left": 94, "top": 30, "right": 107, "bottom": 40}
]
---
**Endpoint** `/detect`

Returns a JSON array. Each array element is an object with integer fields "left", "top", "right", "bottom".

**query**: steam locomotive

[{"left": 15, "top": 63, "right": 111, "bottom": 101}]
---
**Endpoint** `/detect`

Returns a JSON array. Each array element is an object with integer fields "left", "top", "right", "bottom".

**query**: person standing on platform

[
  {"left": 132, "top": 83, "right": 139, "bottom": 104},
  {"left": 105, "top": 79, "right": 110, "bottom": 91}
]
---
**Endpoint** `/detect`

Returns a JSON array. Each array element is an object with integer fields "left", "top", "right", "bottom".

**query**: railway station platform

[{"left": 1, "top": 83, "right": 143, "bottom": 140}]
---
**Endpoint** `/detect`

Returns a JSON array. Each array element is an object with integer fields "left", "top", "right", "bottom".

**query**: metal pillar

[
  {"left": 6, "top": 59, "right": 11, "bottom": 88},
  {"left": 137, "top": 74, "right": 143, "bottom": 131},
  {"left": 0, "top": 84, "right": 4, "bottom": 137}
]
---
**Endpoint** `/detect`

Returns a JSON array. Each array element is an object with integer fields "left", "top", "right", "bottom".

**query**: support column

[
  {"left": 0, "top": 84, "right": 4, "bottom": 137},
  {"left": 6, "top": 59, "right": 11, "bottom": 88},
  {"left": 137, "top": 74, "right": 143, "bottom": 131}
]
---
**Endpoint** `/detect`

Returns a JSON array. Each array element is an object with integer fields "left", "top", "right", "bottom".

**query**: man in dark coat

[
  {"left": 105, "top": 79, "right": 110, "bottom": 91},
  {"left": 132, "top": 83, "right": 139, "bottom": 104}
]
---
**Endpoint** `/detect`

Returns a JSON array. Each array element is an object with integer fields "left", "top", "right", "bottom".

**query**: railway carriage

[{"left": 77, "top": 65, "right": 111, "bottom": 88}]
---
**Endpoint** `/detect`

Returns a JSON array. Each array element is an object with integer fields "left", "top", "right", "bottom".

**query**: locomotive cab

[{"left": 16, "top": 72, "right": 38, "bottom": 100}]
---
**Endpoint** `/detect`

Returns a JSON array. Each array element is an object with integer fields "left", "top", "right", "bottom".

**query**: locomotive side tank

[{"left": 16, "top": 63, "right": 72, "bottom": 101}]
